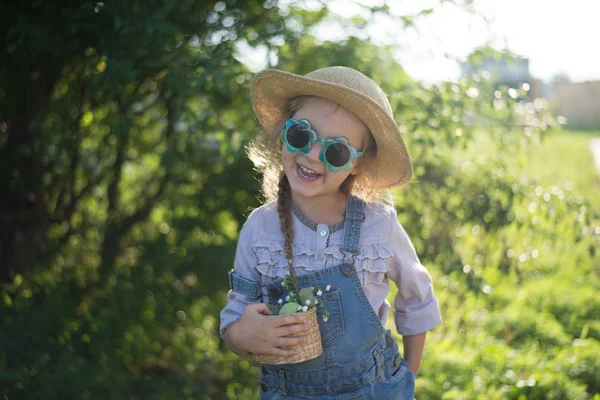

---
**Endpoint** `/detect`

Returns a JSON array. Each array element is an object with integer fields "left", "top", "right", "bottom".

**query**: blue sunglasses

[{"left": 280, "top": 118, "right": 363, "bottom": 172}]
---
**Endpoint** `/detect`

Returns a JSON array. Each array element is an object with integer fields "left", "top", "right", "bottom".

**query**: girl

[{"left": 220, "top": 66, "right": 442, "bottom": 399}]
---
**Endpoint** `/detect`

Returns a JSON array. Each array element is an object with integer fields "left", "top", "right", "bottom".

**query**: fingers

[
  {"left": 247, "top": 305, "right": 305, "bottom": 326},
  {"left": 272, "top": 314, "right": 305, "bottom": 327},
  {"left": 276, "top": 335, "right": 307, "bottom": 348},
  {"left": 241, "top": 305, "right": 313, "bottom": 358},
  {"left": 247, "top": 303, "right": 272, "bottom": 315},
  {"left": 258, "top": 321, "right": 311, "bottom": 357},
  {"left": 275, "top": 323, "right": 311, "bottom": 338}
]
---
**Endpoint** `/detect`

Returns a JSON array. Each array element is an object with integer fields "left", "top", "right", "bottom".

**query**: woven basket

[{"left": 252, "top": 306, "right": 323, "bottom": 365}]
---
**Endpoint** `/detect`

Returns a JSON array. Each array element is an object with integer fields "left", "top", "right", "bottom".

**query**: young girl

[{"left": 220, "top": 66, "right": 442, "bottom": 399}]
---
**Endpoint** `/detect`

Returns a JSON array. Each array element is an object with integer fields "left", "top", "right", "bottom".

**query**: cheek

[
  {"left": 327, "top": 170, "right": 351, "bottom": 184},
  {"left": 281, "top": 148, "right": 300, "bottom": 170},
  {"left": 281, "top": 148, "right": 293, "bottom": 164}
]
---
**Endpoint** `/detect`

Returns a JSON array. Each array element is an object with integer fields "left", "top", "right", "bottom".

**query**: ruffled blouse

[{"left": 219, "top": 200, "right": 442, "bottom": 339}]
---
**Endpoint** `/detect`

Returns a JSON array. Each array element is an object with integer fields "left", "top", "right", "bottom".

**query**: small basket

[{"left": 252, "top": 306, "right": 323, "bottom": 365}]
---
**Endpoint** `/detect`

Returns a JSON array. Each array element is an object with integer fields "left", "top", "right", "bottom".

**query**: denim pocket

[
  {"left": 265, "top": 280, "right": 287, "bottom": 306},
  {"left": 374, "top": 356, "right": 415, "bottom": 400},
  {"left": 316, "top": 289, "right": 345, "bottom": 347},
  {"left": 259, "top": 381, "right": 281, "bottom": 400},
  {"left": 378, "top": 346, "right": 410, "bottom": 385}
]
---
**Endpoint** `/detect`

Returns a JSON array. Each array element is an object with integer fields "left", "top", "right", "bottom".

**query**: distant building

[
  {"left": 460, "top": 52, "right": 600, "bottom": 128},
  {"left": 460, "top": 55, "right": 553, "bottom": 102},
  {"left": 460, "top": 57, "right": 532, "bottom": 86},
  {"left": 554, "top": 81, "right": 600, "bottom": 129},
  {"left": 529, "top": 78, "right": 553, "bottom": 100}
]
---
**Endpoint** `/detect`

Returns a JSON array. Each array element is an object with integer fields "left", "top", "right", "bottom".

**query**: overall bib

[{"left": 259, "top": 197, "right": 415, "bottom": 399}]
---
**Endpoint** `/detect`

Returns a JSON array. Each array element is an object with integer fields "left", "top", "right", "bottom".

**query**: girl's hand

[{"left": 226, "top": 303, "right": 311, "bottom": 357}]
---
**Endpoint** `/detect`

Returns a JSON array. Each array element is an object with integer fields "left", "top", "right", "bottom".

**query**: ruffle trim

[{"left": 252, "top": 238, "right": 393, "bottom": 285}]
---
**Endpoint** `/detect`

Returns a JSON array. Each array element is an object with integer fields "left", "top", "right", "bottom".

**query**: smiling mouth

[{"left": 296, "top": 163, "right": 322, "bottom": 181}]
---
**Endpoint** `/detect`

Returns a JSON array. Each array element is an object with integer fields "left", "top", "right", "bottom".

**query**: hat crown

[{"left": 305, "top": 66, "right": 393, "bottom": 116}]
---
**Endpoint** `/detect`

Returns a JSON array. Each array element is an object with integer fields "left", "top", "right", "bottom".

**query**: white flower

[
  {"left": 316, "top": 290, "right": 323, "bottom": 296},
  {"left": 305, "top": 299, "right": 311, "bottom": 305},
  {"left": 326, "top": 285, "right": 331, "bottom": 291},
  {"left": 297, "top": 305, "right": 303, "bottom": 311},
  {"left": 285, "top": 295, "right": 290, "bottom": 301},
  {"left": 323, "top": 317, "right": 328, "bottom": 322},
  {"left": 278, "top": 299, "right": 283, "bottom": 304},
  {"left": 315, "top": 300, "right": 319, "bottom": 305},
  {"left": 302, "top": 306, "right": 308, "bottom": 312}
]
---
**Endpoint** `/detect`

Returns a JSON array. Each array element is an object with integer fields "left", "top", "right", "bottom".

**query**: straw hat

[{"left": 250, "top": 66, "right": 413, "bottom": 188}]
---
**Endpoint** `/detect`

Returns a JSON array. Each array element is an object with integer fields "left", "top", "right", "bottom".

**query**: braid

[{"left": 277, "top": 173, "right": 300, "bottom": 292}]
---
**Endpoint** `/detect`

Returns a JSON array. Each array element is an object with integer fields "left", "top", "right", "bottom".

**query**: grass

[
  {"left": 519, "top": 129, "right": 600, "bottom": 210},
  {"left": 454, "top": 127, "right": 600, "bottom": 209},
  {"left": 387, "top": 125, "right": 600, "bottom": 354},
  {"left": 384, "top": 127, "right": 600, "bottom": 398}
]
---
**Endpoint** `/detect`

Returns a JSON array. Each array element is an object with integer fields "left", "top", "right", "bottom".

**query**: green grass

[
  {"left": 387, "top": 126, "right": 600, "bottom": 304},
  {"left": 519, "top": 129, "right": 600, "bottom": 210},
  {"left": 456, "top": 128, "right": 600, "bottom": 209},
  {"left": 386, "top": 127, "right": 600, "bottom": 398}
]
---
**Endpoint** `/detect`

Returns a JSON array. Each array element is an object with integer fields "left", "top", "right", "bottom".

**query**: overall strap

[{"left": 342, "top": 196, "right": 365, "bottom": 255}]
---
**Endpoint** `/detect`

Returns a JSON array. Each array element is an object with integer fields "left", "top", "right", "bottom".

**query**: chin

[
  {"left": 287, "top": 177, "right": 321, "bottom": 199},
  {"left": 286, "top": 174, "right": 344, "bottom": 202}
]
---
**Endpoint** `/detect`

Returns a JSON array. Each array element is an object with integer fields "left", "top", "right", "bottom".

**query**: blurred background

[{"left": 1, "top": 1, "right": 599, "bottom": 399}]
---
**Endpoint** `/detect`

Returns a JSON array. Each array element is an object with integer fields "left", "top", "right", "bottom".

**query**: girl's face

[{"left": 282, "top": 97, "right": 369, "bottom": 202}]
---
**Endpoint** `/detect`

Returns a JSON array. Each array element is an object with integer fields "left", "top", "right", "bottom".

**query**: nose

[
  {"left": 297, "top": 143, "right": 324, "bottom": 172},
  {"left": 305, "top": 143, "right": 322, "bottom": 161}
]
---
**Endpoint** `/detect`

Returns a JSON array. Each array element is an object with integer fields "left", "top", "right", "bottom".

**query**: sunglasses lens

[
  {"left": 325, "top": 143, "right": 351, "bottom": 168},
  {"left": 286, "top": 125, "right": 311, "bottom": 149}
]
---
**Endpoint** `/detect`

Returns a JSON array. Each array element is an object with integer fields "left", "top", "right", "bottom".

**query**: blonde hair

[{"left": 247, "top": 96, "right": 393, "bottom": 274}]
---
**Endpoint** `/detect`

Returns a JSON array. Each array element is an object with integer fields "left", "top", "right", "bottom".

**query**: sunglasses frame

[{"left": 280, "top": 118, "right": 363, "bottom": 172}]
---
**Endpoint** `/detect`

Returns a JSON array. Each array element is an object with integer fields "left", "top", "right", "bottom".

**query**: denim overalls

[{"left": 259, "top": 196, "right": 415, "bottom": 399}]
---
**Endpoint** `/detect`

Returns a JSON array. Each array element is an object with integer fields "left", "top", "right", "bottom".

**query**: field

[{"left": 388, "top": 129, "right": 600, "bottom": 399}]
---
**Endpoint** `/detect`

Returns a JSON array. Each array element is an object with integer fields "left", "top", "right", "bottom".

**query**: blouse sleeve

[
  {"left": 386, "top": 210, "right": 442, "bottom": 336},
  {"left": 219, "top": 212, "right": 263, "bottom": 340}
]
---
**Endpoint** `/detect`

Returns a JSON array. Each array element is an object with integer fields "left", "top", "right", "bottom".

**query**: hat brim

[{"left": 250, "top": 69, "right": 413, "bottom": 188}]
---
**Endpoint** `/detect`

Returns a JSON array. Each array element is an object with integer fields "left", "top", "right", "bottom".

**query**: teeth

[{"left": 299, "top": 165, "right": 318, "bottom": 174}]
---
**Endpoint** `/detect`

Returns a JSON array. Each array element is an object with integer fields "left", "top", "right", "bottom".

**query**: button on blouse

[{"left": 316, "top": 224, "right": 328, "bottom": 250}]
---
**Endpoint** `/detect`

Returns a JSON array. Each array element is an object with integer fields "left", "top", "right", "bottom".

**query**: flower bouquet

[{"left": 252, "top": 273, "right": 330, "bottom": 365}]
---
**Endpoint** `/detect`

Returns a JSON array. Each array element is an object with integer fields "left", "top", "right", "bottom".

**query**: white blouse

[{"left": 219, "top": 200, "right": 442, "bottom": 339}]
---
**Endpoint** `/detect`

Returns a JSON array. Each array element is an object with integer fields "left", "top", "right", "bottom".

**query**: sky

[
  {"left": 238, "top": 0, "right": 600, "bottom": 84},
  {"left": 324, "top": 0, "right": 600, "bottom": 83}
]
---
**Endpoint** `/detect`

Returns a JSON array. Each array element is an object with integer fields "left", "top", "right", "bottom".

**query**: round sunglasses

[{"left": 280, "top": 118, "right": 363, "bottom": 172}]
